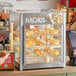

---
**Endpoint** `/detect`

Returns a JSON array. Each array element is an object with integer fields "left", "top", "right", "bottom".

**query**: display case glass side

[{"left": 10, "top": 11, "right": 20, "bottom": 64}]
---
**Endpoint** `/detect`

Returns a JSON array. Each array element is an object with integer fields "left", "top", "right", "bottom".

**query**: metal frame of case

[{"left": 15, "top": 10, "right": 66, "bottom": 71}]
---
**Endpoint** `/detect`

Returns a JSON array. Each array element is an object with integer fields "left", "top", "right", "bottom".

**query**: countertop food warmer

[{"left": 12, "top": 9, "right": 66, "bottom": 71}]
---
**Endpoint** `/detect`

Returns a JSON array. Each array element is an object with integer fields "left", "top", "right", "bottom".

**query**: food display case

[
  {"left": 12, "top": 9, "right": 66, "bottom": 71},
  {"left": 0, "top": 3, "right": 14, "bottom": 70}
]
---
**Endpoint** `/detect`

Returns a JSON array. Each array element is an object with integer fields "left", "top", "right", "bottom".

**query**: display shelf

[
  {"left": 26, "top": 46, "right": 46, "bottom": 49},
  {"left": 50, "top": 45, "right": 61, "bottom": 48},
  {"left": 0, "top": 26, "right": 6, "bottom": 30},
  {"left": 13, "top": 42, "right": 20, "bottom": 46},
  {"left": 14, "top": 45, "right": 20, "bottom": 47},
  {"left": 13, "top": 31, "right": 20, "bottom": 36},
  {"left": 26, "top": 55, "right": 61, "bottom": 64},
  {"left": 0, "top": 30, "right": 9, "bottom": 34},
  {"left": 26, "top": 45, "right": 61, "bottom": 49}
]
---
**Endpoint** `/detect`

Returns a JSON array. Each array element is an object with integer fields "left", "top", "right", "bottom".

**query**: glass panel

[
  {"left": 25, "top": 12, "right": 63, "bottom": 64},
  {"left": 10, "top": 11, "right": 20, "bottom": 63}
]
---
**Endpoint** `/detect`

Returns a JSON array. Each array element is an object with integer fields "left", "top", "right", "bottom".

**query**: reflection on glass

[
  {"left": 25, "top": 24, "right": 61, "bottom": 64},
  {"left": 11, "top": 11, "right": 20, "bottom": 63},
  {"left": 25, "top": 12, "right": 64, "bottom": 64}
]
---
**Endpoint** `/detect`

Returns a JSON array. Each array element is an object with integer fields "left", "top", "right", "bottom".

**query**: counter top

[{"left": 0, "top": 66, "right": 76, "bottom": 76}]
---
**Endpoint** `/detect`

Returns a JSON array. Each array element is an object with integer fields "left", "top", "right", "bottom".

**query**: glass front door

[{"left": 24, "top": 12, "right": 64, "bottom": 64}]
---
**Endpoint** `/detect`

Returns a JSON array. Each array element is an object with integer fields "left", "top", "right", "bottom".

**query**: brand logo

[
  {"left": 2, "top": 53, "right": 14, "bottom": 65},
  {"left": 4, "top": 56, "right": 12, "bottom": 64}
]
